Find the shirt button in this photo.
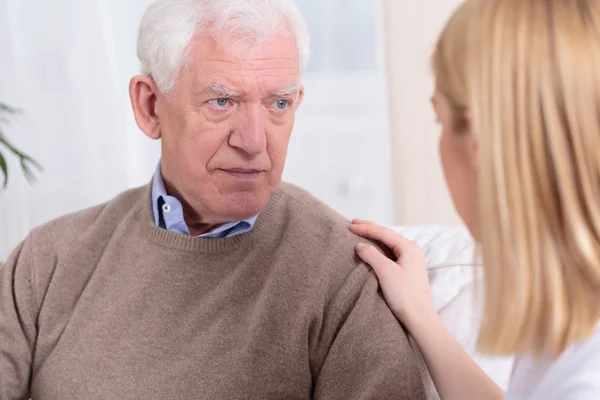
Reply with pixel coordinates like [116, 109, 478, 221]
[162, 203, 171, 213]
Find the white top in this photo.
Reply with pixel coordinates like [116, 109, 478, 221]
[505, 322, 600, 399]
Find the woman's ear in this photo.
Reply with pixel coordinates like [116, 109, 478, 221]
[129, 75, 162, 140]
[463, 110, 479, 169]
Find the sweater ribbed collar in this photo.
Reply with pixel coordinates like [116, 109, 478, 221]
[135, 182, 285, 254]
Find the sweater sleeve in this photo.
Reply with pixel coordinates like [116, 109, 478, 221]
[0, 237, 37, 399]
[313, 265, 429, 399]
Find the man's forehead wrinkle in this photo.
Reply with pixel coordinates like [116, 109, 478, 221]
[194, 69, 299, 92]
[197, 59, 300, 72]
[188, 54, 300, 99]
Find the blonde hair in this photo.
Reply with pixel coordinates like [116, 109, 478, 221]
[433, 0, 600, 357]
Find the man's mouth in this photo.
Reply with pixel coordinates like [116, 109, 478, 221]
[220, 168, 262, 179]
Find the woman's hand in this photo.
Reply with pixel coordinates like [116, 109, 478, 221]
[351, 219, 504, 400]
[349, 219, 438, 331]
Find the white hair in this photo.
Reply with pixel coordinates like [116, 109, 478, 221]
[137, 0, 311, 93]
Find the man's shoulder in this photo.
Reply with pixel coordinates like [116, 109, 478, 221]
[29, 185, 147, 248]
[274, 182, 379, 285]
[281, 183, 356, 236]
[278, 182, 360, 246]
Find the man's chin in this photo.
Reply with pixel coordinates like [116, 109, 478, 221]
[216, 190, 272, 221]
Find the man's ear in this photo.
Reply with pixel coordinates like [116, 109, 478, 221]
[129, 75, 162, 140]
[295, 85, 305, 110]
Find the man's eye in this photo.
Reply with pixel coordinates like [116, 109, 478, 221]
[208, 98, 231, 108]
[272, 99, 290, 111]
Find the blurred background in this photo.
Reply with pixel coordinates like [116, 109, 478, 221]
[0, 0, 463, 260]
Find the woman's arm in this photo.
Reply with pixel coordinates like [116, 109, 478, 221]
[350, 220, 503, 400]
[407, 310, 503, 400]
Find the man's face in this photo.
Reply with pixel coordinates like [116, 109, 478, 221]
[155, 31, 303, 224]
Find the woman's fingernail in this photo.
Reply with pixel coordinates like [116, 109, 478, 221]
[355, 243, 365, 251]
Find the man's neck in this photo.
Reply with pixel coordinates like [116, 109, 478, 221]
[162, 176, 224, 236]
[186, 221, 223, 236]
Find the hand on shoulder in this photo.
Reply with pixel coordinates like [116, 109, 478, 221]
[349, 219, 439, 331]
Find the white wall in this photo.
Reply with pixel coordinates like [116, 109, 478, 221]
[0, 0, 394, 259]
[383, 0, 463, 225]
[0, 0, 158, 260]
[284, 0, 395, 227]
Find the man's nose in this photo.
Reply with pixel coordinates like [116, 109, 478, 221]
[229, 103, 267, 156]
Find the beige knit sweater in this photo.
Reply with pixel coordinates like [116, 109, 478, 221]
[0, 182, 427, 399]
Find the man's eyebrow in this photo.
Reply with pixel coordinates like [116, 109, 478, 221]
[195, 83, 299, 98]
[272, 85, 300, 97]
[207, 83, 242, 97]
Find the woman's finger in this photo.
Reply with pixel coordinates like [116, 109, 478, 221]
[350, 222, 413, 259]
[354, 242, 397, 283]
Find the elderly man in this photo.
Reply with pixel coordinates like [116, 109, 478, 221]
[0, 0, 427, 399]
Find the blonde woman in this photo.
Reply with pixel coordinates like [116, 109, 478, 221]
[350, 0, 600, 399]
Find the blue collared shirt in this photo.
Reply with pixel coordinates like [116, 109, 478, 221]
[151, 163, 258, 238]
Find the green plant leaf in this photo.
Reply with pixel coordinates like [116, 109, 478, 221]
[0, 133, 18, 152]
[0, 151, 7, 188]
[0, 134, 32, 160]
[0, 103, 41, 187]
[0, 103, 19, 114]
[0, 133, 42, 184]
